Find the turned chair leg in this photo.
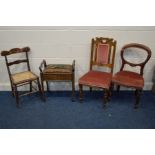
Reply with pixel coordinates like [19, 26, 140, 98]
[103, 89, 109, 108]
[79, 84, 83, 103]
[135, 89, 142, 109]
[109, 83, 114, 101]
[117, 85, 120, 92]
[90, 87, 92, 92]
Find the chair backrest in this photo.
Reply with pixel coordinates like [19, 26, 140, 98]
[1, 47, 31, 78]
[120, 43, 151, 75]
[90, 37, 117, 73]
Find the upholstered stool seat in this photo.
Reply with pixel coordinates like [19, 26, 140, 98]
[43, 64, 72, 74]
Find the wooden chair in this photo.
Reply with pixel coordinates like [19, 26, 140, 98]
[112, 43, 151, 108]
[1, 47, 42, 107]
[79, 37, 117, 107]
[39, 60, 75, 101]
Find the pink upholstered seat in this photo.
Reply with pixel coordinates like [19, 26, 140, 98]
[112, 71, 144, 89]
[79, 71, 112, 89]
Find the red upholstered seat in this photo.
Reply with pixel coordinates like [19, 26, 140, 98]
[79, 71, 112, 89]
[112, 71, 144, 89]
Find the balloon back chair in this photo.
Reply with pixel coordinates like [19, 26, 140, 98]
[112, 43, 151, 108]
[79, 37, 117, 108]
[1, 47, 42, 107]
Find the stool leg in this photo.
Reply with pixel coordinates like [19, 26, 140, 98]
[71, 74, 75, 102]
[37, 78, 43, 100]
[46, 81, 50, 92]
[41, 78, 46, 102]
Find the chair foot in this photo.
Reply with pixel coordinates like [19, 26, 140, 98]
[134, 105, 139, 109]
[43, 97, 46, 102]
[79, 95, 83, 103]
[103, 102, 107, 109]
[16, 103, 21, 109]
[71, 97, 75, 102]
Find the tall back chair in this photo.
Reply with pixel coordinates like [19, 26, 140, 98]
[90, 37, 116, 73]
[79, 37, 117, 108]
[1, 47, 42, 107]
[112, 43, 151, 108]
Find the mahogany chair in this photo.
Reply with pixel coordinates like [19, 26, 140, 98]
[39, 60, 75, 101]
[1, 47, 42, 107]
[112, 43, 151, 108]
[79, 37, 117, 107]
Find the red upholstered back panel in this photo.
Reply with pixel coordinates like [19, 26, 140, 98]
[96, 44, 109, 64]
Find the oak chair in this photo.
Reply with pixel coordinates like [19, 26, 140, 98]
[1, 47, 42, 107]
[79, 37, 117, 107]
[39, 60, 75, 101]
[112, 43, 151, 108]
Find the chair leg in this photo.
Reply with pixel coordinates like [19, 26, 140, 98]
[117, 85, 120, 92]
[11, 84, 15, 97]
[135, 89, 142, 109]
[30, 81, 32, 92]
[14, 85, 20, 107]
[103, 89, 109, 108]
[11, 82, 15, 97]
[109, 83, 114, 100]
[37, 78, 43, 100]
[152, 84, 155, 94]
[90, 87, 92, 92]
[79, 84, 83, 103]
[71, 75, 75, 102]
[41, 78, 46, 102]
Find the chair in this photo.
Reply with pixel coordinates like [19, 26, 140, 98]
[1, 47, 42, 107]
[78, 37, 117, 107]
[112, 43, 151, 108]
[39, 60, 75, 101]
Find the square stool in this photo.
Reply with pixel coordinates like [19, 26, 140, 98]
[39, 60, 75, 101]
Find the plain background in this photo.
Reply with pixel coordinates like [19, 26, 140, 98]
[0, 0, 155, 155]
[0, 26, 155, 91]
